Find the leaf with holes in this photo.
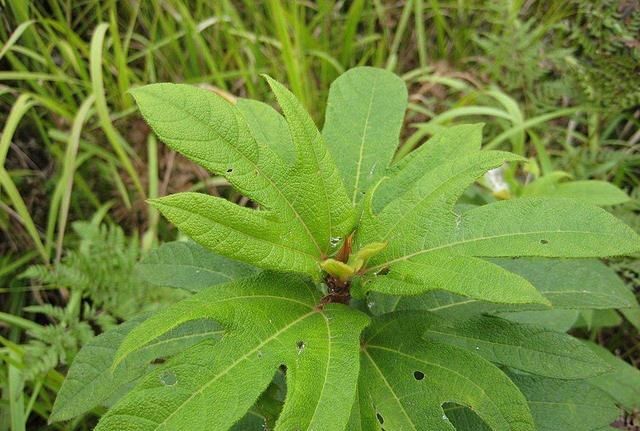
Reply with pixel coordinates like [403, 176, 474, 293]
[357, 312, 535, 430]
[50, 314, 223, 422]
[52, 68, 640, 430]
[95, 273, 368, 431]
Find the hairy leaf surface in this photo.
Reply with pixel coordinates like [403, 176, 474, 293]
[51, 315, 222, 422]
[236, 98, 295, 165]
[137, 241, 257, 291]
[264, 75, 354, 245]
[510, 374, 620, 431]
[372, 124, 484, 212]
[422, 314, 608, 379]
[358, 312, 535, 431]
[96, 274, 369, 431]
[322, 67, 407, 204]
[131, 82, 353, 275]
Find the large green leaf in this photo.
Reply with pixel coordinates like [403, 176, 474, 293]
[322, 67, 408, 204]
[493, 258, 638, 309]
[150, 192, 318, 274]
[131, 81, 353, 276]
[422, 314, 608, 379]
[370, 258, 637, 332]
[136, 241, 257, 292]
[509, 374, 620, 431]
[366, 198, 639, 266]
[360, 254, 548, 305]
[264, 75, 355, 245]
[358, 312, 535, 431]
[96, 273, 369, 431]
[50, 315, 222, 422]
[353, 115, 639, 305]
[359, 195, 639, 304]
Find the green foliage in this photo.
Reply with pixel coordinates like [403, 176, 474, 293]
[99, 273, 368, 431]
[521, 172, 630, 206]
[137, 240, 257, 292]
[22, 221, 180, 319]
[51, 68, 640, 430]
[566, 0, 640, 110]
[13, 220, 184, 383]
[50, 315, 224, 422]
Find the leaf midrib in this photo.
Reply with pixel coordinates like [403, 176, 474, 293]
[423, 329, 600, 368]
[145, 89, 324, 257]
[368, 230, 624, 272]
[160, 198, 319, 264]
[148, 309, 319, 430]
[351, 73, 379, 204]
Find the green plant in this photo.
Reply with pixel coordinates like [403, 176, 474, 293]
[44, 68, 640, 430]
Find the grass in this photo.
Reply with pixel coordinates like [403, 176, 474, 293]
[0, 1, 639, 429]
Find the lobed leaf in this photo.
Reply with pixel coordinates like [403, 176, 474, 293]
[150, 192, 318, 274]
[264, 75, 355, 248]
[131, 81, 353, 275]
[98, 273, 369, 431]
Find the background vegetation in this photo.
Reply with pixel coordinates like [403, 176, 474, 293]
[0, 0, 639, 429]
